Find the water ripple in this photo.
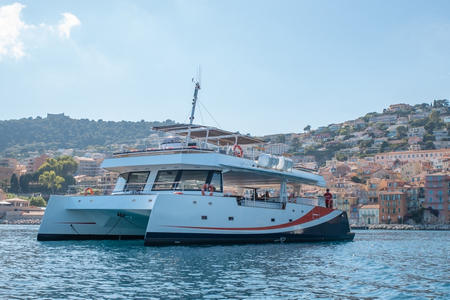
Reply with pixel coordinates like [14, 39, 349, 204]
[0, 226, 449, 299]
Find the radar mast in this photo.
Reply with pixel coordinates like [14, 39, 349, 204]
[186, 67, 201, 145]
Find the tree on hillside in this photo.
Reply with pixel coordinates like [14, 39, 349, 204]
[396, 126, 407, 139]
[9, 174, 19, 193]
[351, 176, 365, 184]
[335, 152, 347, 162]
[37, 156, 78, 192]
[423, 133, 435, 143]
[0, 116, 175, 154]
[380, 141, 389, 153]
[422, 141, 436, 150]
[19, 173, 35, 193]
[29, 196, 46, 207]
[303, 125, 311, 132]
[39, 171, 65, 194]
[433, 99, 449, 107]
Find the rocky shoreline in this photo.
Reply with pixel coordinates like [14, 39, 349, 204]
[0, 218, 42, 225]
[351, 224, 450, 231]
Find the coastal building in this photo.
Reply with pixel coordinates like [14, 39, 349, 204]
[0, 166, 15, 183]
[407, 127, 425, 137]
[424, 174, 449, 223]
[5, 198, 29, 207]
[374, 149, 450, 168]
[100, 171, 119, 194]
[397, 161, 431, 182]
[264, 143, 289, 155]
[433, 129, 448, 141]
[434, 141, 450, 150]
[369, 114, 397, 124]
[75, 157, 103, 177]
[379, 191, 407, 224]
[388, 103, 411, 112]
[0, 158, 17, 169]
[396, 117, 409, 125]
[359, 204, 380, 225]
[328, 124, 341, 132]
[409, 144, 421, 151]
[405, 185, 425, 214]
[349, 204, 360, 225]
[408, 112, 429, 121]
[25, 154, 49, 173]
[367, 178, 382, 203]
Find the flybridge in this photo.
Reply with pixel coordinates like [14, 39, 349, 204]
[153, 124, 263, 146]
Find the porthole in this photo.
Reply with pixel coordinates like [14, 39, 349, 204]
[201, 216, 207, 220]
[271, 218, 275, 222]
[228, 216, 234, 221]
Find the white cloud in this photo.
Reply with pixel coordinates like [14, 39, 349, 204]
[58, 13, 81, 39]
[0, 2, 81, 60]
[0, 2, 26, 59]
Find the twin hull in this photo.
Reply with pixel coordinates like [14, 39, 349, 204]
[37, 194, 355, 245]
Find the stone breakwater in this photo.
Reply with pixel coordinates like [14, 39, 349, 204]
[0, 218, 41, 225]
[352, 224, 450, 230]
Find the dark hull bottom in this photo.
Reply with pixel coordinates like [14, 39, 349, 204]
[145, 211, 355, 246]
[144, 232, 355, 246]
[37, 234, 144, 241]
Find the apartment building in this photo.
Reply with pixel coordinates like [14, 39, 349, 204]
[359, 204, 380, 225]
[379, 191, 407, 224]
[424, 174, 449, 223]
[25, 154, 49, 173]
[374, 149, 450, 168]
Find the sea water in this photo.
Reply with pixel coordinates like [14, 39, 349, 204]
[0, 225, 448, 299]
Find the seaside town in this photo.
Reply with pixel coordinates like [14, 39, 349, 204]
[1, 100, 449, 227]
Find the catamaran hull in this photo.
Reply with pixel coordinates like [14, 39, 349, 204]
[37, 194, 354, 245]
[144, 211, 354, 245]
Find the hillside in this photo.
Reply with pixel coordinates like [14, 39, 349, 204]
[0, 114, 174, 157]
[262, 100, 449, 166]
[0, 100, 448, 164]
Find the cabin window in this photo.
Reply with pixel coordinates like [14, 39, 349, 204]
[152, 170, 178, 190]
[124, 171, 150, 192]
[209, 171, 223, 192]
[152, 170, 223, 192]
[175, 170, 209, 191]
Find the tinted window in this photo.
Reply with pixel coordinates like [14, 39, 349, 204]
[124, 171, 150, 192]
[176, 170, 209, 191]
[152, 170, 178, 190]
[209, 171, 223, 192]
[152, 170, 223, 192]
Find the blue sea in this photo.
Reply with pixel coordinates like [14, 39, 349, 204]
[0, 225, 448, 299]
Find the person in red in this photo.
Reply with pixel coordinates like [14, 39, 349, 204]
[324, 189, 333, 209]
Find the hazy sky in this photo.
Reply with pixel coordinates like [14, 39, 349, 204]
[1, 0, 449, 135]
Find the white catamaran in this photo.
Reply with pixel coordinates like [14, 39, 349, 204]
[38, 80, 355, 245]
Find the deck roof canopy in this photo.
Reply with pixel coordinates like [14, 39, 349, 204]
[153, 124, 263, 146]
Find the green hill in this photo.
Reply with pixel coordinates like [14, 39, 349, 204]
[0, 114, 174, 157]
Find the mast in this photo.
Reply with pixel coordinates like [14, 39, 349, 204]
[186, 72, 201, 145]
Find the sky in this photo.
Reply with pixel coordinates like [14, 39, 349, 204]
[0, 0, 449, 136]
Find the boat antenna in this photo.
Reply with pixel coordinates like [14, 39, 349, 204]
[186, 67, 201, 145]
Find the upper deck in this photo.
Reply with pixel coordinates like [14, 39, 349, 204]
[102, 147, 325, 187]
